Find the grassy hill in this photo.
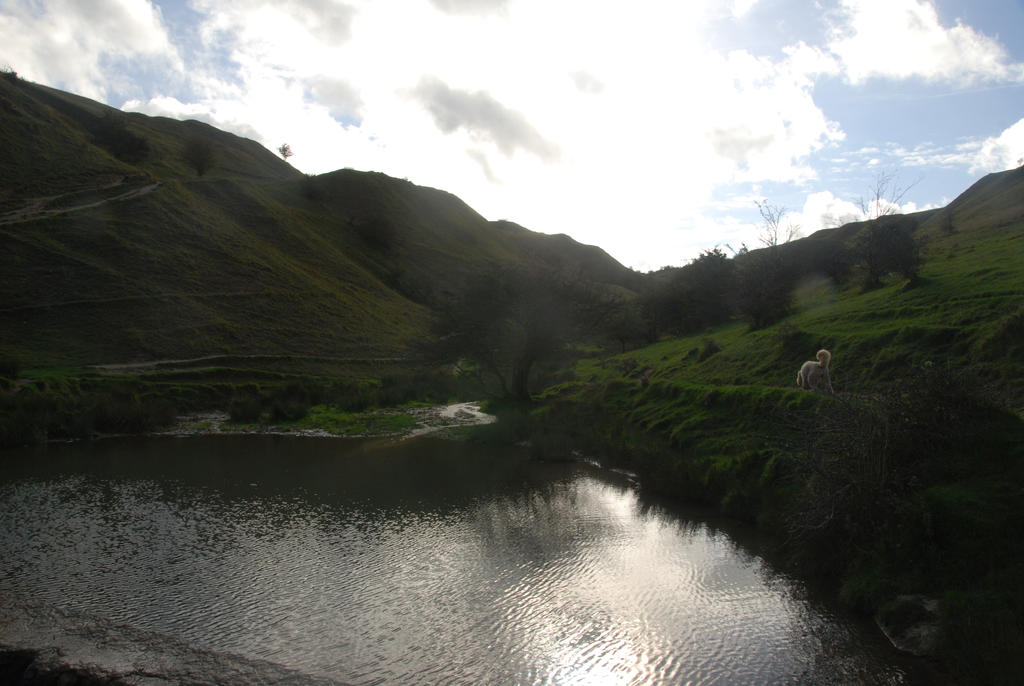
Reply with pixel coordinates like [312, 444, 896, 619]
[0, 73, 636, 370]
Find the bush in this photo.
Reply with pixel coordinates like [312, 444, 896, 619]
[733, 249, 793, 329]
[856, 216, 921, 288]
[229, 395, 263, 423]
[89, 392, 177, 434]
[779, 364, 1013, 580]
[0, 384, 178, 446]
[93, 112, 150, 163]
[270, 398, 309, 422]
[266, 380, 318, 422]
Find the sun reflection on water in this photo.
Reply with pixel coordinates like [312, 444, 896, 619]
[0, 436, 918, 685]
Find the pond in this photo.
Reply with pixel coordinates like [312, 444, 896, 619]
[0, 435, 930, 684]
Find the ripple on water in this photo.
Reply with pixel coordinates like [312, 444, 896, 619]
[0, 442, 918, 686]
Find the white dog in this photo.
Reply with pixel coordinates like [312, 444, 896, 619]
[797, 349, 834, 394]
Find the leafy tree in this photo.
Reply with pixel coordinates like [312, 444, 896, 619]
[679, 247, 735, 331]
[733, 247, 792, 329]
[639, 274, 683, 342]
[638, 248, 737, 340]
[278, 143, 294, 161]
[432, 267, 572, 401]
[856, 215, 921, 289]
[604, 303, 646, 353]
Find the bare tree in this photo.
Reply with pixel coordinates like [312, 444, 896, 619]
[278, 143, 294, 161]
[755, 199, 801, 247]
[858, 169, 920, 220]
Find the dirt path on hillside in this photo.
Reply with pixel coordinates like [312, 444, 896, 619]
[91, 354, 407, 374]
[0, 176, 161, 226]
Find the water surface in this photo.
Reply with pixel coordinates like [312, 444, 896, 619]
[0, 435, 926, 684]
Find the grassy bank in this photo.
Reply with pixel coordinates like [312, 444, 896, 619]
[0, 358, 476, 447]
[531, 374, 1023, 682]
[524, 219, 1024, 684]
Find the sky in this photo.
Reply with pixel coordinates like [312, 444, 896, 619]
[2, 0, 1023, 271]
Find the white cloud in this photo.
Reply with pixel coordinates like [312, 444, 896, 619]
[729, 0, 760, 19]
[113, 0, 849, 270]
[793, 190, 864, 231]
[409, 76, 559, 162]
[968, 118, 1024, 174]
[193, 0, 355, 48]
[569, 71, 604, 95]
[307, 76, 363, 120]
[429, 0, 507, 16]
[838, 121, 1024, 177]
[828, 0, 1024, 85]
[20, 0, 1015, 270]
[0, 0, 182, 100]
[702, 45, 843, 185]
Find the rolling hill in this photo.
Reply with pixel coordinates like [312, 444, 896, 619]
[0, 72, 637, 368]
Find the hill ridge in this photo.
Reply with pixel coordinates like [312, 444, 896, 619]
[0, 75, 635, 366]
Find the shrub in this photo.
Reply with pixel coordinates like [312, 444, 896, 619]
[733, 249, 793, 329]
[90, 392, 177, 434]
[270, 398, 309, 422]
[855, 216, 921, 288]
[779, 363, 1015, 581]
[229, 395, 263, 423]
[266, 381, 318, 422]
[93, 112, 150, 163]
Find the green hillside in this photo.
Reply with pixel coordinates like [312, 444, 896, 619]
[0, 73, 636, 369]
[529, 166, 1024, 685]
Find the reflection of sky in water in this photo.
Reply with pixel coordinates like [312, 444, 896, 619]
[0, 436, 915, 685]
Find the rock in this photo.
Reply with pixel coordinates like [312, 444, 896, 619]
[0, 647, 130, 684]
[875, 594, 942, 657]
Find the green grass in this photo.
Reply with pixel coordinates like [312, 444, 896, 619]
[530, 200, 1024, 685]
[1, 76, 636, 369]
[286, 404, 420, 436]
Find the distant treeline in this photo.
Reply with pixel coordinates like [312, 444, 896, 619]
[631, 213, 926, 342]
